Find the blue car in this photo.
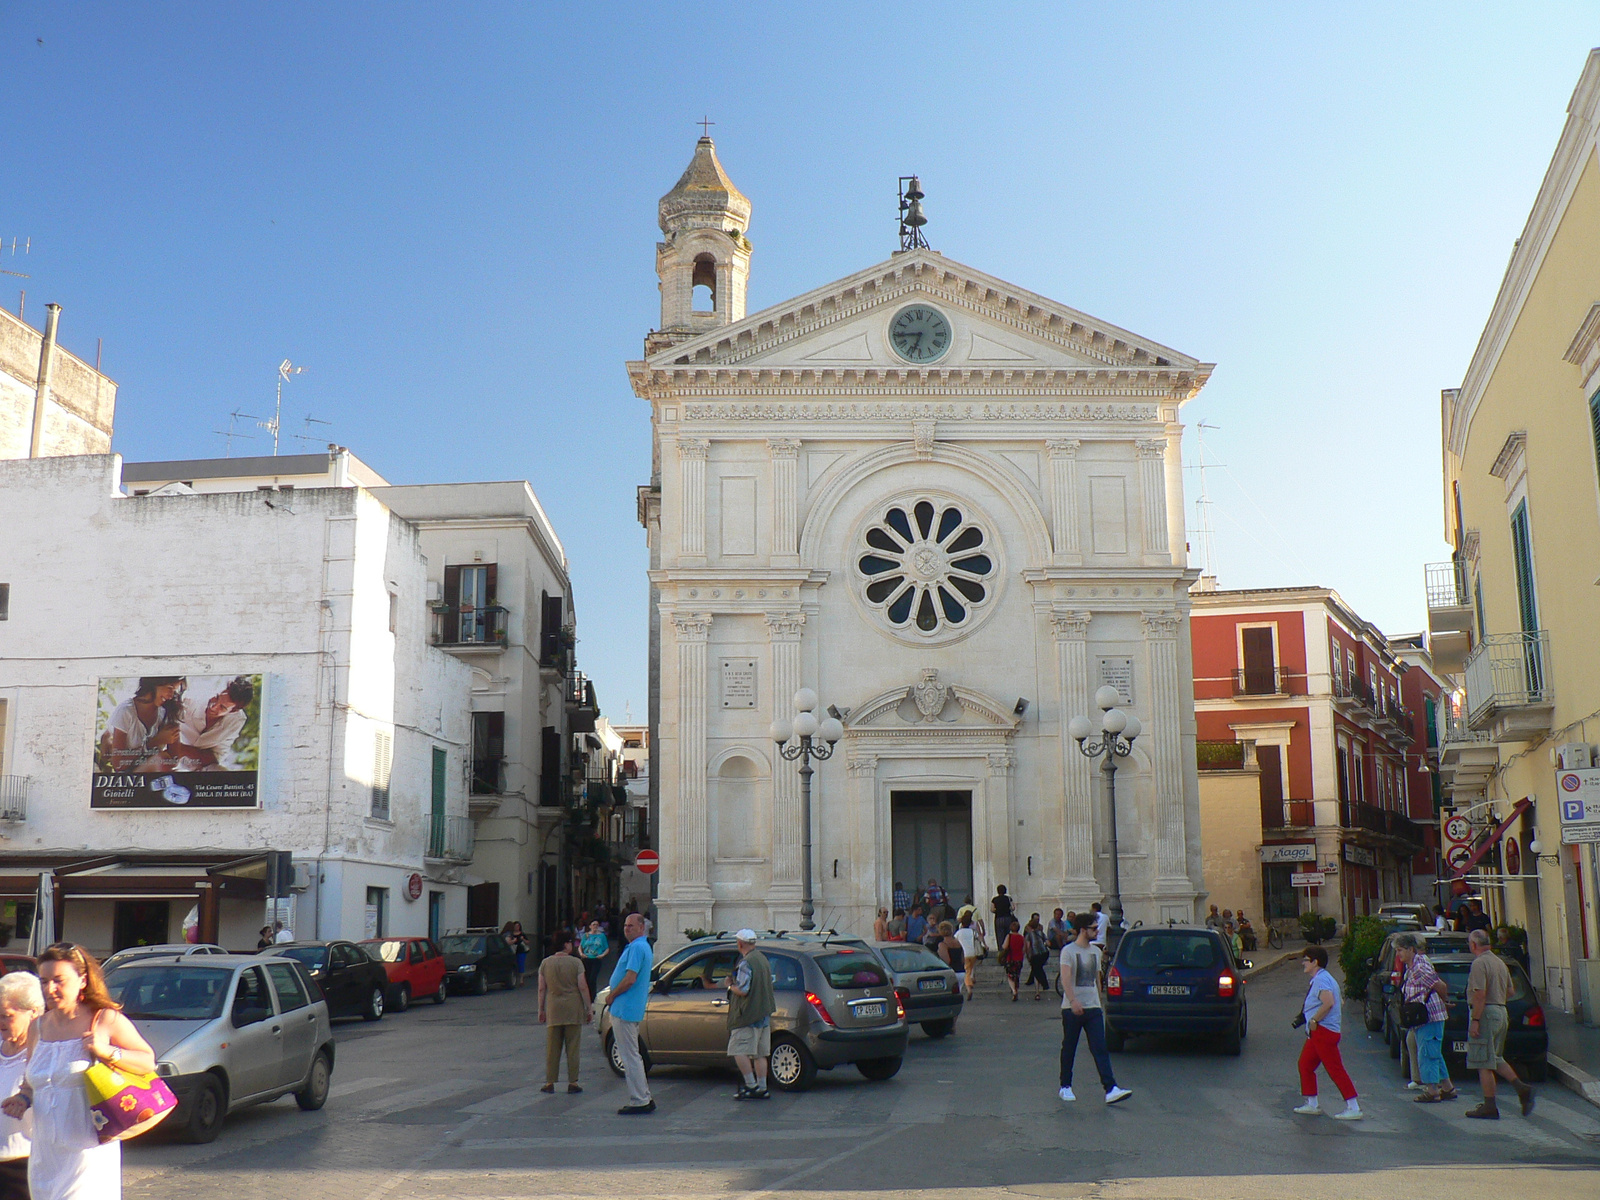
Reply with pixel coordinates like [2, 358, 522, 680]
[1103, 926, 1247, 1055]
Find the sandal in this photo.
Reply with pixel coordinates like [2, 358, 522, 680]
[1414, 1092, 1442, 1103]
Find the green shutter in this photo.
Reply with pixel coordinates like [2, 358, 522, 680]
[431, 747, 447, 820]
[1510, 501, 1538, 633]
[1590, 390, 1600, 482]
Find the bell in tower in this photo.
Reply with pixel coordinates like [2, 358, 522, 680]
[648, 134, 752, 354]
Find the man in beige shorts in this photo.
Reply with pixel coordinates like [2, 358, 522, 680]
[727, 930, 775, 1100]
[1465, 928, 1533, 1119]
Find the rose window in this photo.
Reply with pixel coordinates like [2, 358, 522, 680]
[856, 499, 995, 634]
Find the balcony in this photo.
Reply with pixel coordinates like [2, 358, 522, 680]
[0, 778, 27, 823]
[1374, 700, 1413, 742]
[1464, 631, 1554, 741]
[1196, 740, 1246, 771]
[425, 814, 475, 862]
[471, 757, 505, 796]
[1435, 710, 1497, 798]
[1282, 800, 1317, 827]
[1233, 667, 1284, 698]
[431, 605, 509, 649]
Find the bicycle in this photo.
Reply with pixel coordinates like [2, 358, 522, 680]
[1265, 925, 1284, 950]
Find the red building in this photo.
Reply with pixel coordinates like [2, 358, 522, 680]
[1190, 586, 1444, 929]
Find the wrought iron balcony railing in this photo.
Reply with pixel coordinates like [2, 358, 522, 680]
[1465, 631, 1552, 726]
[426, 814, 475, 862]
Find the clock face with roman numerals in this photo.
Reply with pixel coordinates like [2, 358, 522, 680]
[889, 305, 952, 364]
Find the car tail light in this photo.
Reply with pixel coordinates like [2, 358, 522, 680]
[893, 987, 908, 1020]
[1217, 973, 1235, 998]
[804, 991, 835, 1026]
[1527, 1004, 1545, 1028]
[1106, 968, 1122, 996]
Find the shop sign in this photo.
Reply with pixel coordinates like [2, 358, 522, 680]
[1343, 844, 1376, 868]
[1259, 843, 1316, 863]
[1291, 871, 1326, 887]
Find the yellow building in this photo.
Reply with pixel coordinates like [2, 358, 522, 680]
[1435, 49, 1600, 1016]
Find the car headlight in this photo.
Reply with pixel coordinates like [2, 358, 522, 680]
[457, 964, 476, 972]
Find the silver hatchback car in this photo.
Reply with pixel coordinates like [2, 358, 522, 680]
[105, 953, 335, 1143]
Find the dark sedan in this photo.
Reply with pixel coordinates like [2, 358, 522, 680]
[1104, 926, 1247, 1055]
[259, 941, 389, 1021]
[437, 931, 517, 994]
[1385, 950, 1548, 1081]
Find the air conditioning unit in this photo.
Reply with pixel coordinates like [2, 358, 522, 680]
[427, 580, 442, 602]
[1556, 743, 1595, 770]
[290, 864, 313, 892]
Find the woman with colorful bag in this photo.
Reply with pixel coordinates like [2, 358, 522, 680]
[0, 971, 43, 1199]
[2, 944, 157, 1200]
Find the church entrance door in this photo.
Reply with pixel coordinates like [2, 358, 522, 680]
[891, 791, 974, 910]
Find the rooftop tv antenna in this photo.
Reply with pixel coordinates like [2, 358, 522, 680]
[0, 238, 29, 280]
[291, 413, 333, 447]
[1189, 422, 1221, 577]
[213, 408, 259, 457]
[259, 359, 306, 455]
[897, 176, 929, 251]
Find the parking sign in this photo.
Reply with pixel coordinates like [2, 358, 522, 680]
[1557, 770, 1600, 826]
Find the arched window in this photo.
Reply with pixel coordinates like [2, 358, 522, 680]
[692, 254, 717, 313]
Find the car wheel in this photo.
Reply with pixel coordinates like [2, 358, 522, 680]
[1105, 1024, 1126, 1053]
[433, 977, 448, 1005]
[768, 1035, 818, 1092]
[472, 972, 488, 996]
[1238, 1000, 1248, 1040]
[181, 1074, 227, 1144]
[1520, 1056, 1550, 1083]
[1364, 995, 1383, 1032]
[295, 1050, 332, 1111]
[1387, 1020, 1402, 1059]
[605, 1031, 651, 1078]
[920, 1019, 955, 1039]
[857, 1055, 903, 1082]
[1220, 1014, 1243, 1056]
[364, 986, 385, 1022]
[394, 984, 410, 1013]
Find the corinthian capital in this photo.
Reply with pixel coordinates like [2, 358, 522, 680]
[1051, 609, 1093, 640]
[678, 438, 711, 460]
[1046, 438, 1082, 459]
[846, 753, 877, 778]
[671, 611, 713, 641]
[767, 438, 802, 459]
[1135, 438, 1168, 460]
[1140, 610, 1181, 638]
[764, 611, 806, 640]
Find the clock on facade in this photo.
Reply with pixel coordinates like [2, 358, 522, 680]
[889, 304, 952, 363]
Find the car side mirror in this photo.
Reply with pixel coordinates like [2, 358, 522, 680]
[233, 1004, 271, 1028]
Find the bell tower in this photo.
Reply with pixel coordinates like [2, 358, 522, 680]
[648, 136, 751, 354]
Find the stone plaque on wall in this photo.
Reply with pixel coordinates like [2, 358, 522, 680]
[721, 659, 758, 709]
[1097, 656, 1135, 704]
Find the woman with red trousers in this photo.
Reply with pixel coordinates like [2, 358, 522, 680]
[1293, 946, 1361, 1120]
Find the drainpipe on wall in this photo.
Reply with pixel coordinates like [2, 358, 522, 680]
[29, 303, 61, 457]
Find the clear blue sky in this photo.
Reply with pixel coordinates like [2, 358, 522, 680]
[5, 4, 1595, 714]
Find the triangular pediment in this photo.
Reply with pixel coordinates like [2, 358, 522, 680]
[843, 670, 1020, 736]
[632, 249, 1210, 395]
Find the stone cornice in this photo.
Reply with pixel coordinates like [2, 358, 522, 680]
[629, 366, 1197, 403]
[669, 400, 1163, 422]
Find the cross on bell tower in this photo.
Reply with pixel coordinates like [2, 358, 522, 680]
[648, 132, 752, 353]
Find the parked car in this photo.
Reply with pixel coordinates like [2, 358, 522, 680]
[596, 938, 908, 1091]
[0, 954, 36, 976]
[104, 953, 334, 1143]
[1383, 949, 1548, 1081]
[360, 936, 449, 1010]
[1363, 929, 1469, 1031]
[1377, 903, 1433, 927]
[438, 931, 517, 994]
[873, 941, 963, 1038]
[1103, 926, 1248, 1055]
[259, 941, 389, 1020]
[103, 944, 229, 972]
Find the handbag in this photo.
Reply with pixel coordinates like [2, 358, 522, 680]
[83, 1020, 177, 1144]
[1399, 999, 1430, 1029]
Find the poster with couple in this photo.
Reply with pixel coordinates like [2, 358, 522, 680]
[92, 673, 265, 808]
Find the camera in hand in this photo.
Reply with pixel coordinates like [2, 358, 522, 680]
[1290, 1011, 1307, 1029]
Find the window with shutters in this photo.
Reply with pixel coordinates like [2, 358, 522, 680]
[471, 712, 505, 794]
[1509, 500, 1539, 634]
[0, 583, 8, 621]
[539, 725, 561, 807]
[1237, 626, 1278, 695]
[442, 564, 499, 645]
[1590, 389, 1600, 488]
[540, 592, 566, 667]
[371, 730, 393, 819]
[1473, 573, 1487, 640]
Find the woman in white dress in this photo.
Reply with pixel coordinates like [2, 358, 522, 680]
[1, 945, 155, 1200]
[0, 971, 43, 1199]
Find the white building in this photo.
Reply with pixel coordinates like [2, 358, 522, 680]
[0, 452, 474, 953]
[634, 139, 1213, 946]
[0, 304, 116, 461]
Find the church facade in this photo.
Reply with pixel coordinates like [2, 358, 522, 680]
[633, 138, 1212, 946]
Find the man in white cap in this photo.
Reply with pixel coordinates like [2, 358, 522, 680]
[727, 929, 776, 1099]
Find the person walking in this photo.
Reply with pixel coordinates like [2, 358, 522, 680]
[726, 931, 775, 1100]
[502, 921, 531, 986]
[606, 913, 655, 1115]
[255, 925, 274, 950]
[954, 915, 979, 998]
[1465, 928, 1534, 1119]
[990, 885, 1014, 940]
[0, 971, 42, 1200]
[873, 908, 890, 942]
[537, 931, 591, 1094]
[1394, 934, 1456, 1103]
[1023, 915, 1051, 1000]
[935, 921, 965, 978]
[1292, 946, 1361, 1119]
[906, 906, 928, 945]
[999, 922, 1026, 1001]
[1090, 902, 1109, 953]
[579, 921, 610, 997]
[5, 944, 157, 1199]
[892, 882, 911, 918]
[1058, 913, 1131, 1106]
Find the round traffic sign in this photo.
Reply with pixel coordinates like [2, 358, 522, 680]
[1446, 844, 1473, 871]
[406, 873, 423, 901]
[635, 849, 659, 875]
[1444, 815, 1472, 843]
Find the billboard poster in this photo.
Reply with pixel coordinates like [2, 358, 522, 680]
[92, 674, 264, 809]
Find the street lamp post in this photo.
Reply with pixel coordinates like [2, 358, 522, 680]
[1068, 684, 1143, 960]
[771, 688, 845, 932]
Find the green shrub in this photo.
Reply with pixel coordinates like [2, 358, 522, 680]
[682, 928, 711, 941]
[1339, 915, 1388, 998]
[1298, 910, 1323, 942]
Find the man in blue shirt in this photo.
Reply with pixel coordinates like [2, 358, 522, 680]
[906, 906, 927, 944]
[607, 912, 655, 1114]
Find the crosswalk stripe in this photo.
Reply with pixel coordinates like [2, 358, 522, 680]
[328, 1075, 399, 1101]
[361, 1078, 482, 1117]
[1535, 1099, 1600, 1139]
[1411, 1091, 1574, 1151]
[462, 1127, 857, 1150]
[461, 1085, 549, 1115]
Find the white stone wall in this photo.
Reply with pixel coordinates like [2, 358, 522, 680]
[0, 455, 472, 940]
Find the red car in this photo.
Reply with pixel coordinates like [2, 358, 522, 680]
[0, 954, 35, 976]
[360, 937, 448, 1010]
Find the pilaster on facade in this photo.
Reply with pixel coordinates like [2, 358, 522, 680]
[671, 611, 713, 902]
[1136, 439, 1170, 561]
[768, 438, 801, 567]
[678, 438, 710, 563]
[1052, 608, 1097, 902]
[765, 609, 805, 893]
[1141, 609, 1190, 891]
[1046, 439, 1082, 564]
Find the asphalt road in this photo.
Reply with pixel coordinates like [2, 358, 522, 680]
[122, 957, 1600, 1199]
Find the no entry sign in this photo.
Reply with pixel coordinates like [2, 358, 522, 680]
[635, 849, 659, 875]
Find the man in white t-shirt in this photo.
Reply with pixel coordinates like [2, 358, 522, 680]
[954, 916, 979, 997]
[172, 677, 254, 771]
[1091, 902, 1109, 950]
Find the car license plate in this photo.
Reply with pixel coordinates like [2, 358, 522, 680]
[854, 1002, 885, 1017]
[1148, 985, 1190, 996]
[918, 978, 945, 991]
[1451, 1041, 1468, 1053]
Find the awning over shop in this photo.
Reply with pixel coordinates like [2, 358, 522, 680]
[1450, 798, 1533, 878]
